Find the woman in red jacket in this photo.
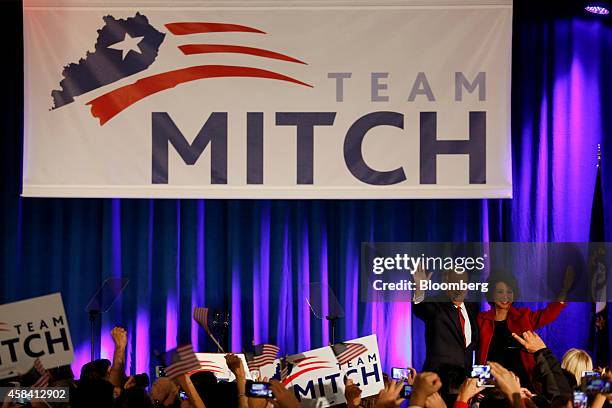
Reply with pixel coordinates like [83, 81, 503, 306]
[477, 273, 569, 389]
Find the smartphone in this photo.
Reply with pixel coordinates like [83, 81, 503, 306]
[584, 377, 612, 393]
[155, 365, 166, 378]
[391, 367, 412, 380]
[581, 370, 600, 378]
[246, 381, 274, 398]
[471, 365, 495, 387]
[400, 384, 413, 399]
[573, 391, 588, 408]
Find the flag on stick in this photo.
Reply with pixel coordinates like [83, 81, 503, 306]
[162, 344, 201, 378]
[21, 359, 51, 387]
[589, 145, 609, 367]
[193, 306, 225, 352]
[244, 344, 280, 370]
[193, 307, 210, 333]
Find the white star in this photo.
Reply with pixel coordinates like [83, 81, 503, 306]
[108, 33, 144, 60]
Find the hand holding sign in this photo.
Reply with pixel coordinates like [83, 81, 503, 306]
[344, 379, 362, 407]
[0, 293, 74, 379]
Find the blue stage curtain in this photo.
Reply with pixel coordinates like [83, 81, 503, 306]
[2, 0, 612, 376]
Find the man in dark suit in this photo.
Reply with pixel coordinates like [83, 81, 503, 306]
[412, 269, 479, 375]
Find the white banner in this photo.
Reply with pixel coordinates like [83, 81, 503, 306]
[0, 293, 74, 379]
[23, 0, 512, 198]
[258, 335, 383, 407]
[193, 352, 253, 381]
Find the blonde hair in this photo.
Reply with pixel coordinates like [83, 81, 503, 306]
[561, 348, 593, 385]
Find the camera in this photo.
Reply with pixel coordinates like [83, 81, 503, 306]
[155, 366, 166, 378]
[573, 391, 587, 408]
[471, 364, 495, 387]
[400, 384, 413, 398]
[391, 367, 414, 381]
[246, 380, 273, 398]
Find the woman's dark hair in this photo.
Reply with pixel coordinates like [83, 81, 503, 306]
[479, 390, 512, 408]
[486, 271, 519, 306]
[115, 387, 153, 408]
[72, 378, 114, 408]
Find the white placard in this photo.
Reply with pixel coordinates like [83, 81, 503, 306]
[259, 335, 383, 407]
[194, 353, 253, 381]
[0, 293, 74, 379]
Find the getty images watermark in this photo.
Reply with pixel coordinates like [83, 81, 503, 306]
[360, 242, 612, 302]
[371, 252, 489, 293]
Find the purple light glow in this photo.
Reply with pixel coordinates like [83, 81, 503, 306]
[276, 220, 295, 352]
[231, 260, 242, 352]
[320, 227, 329, 346]
[343, 211, 358, 341]
[165, 295, 178, 350]
[387, 303, 412, 369]
[166, 202, 181, 350]
[72, 342, 92, 379]
[297, 221, 311, 352]
[135, 308, 150, 374]
[552, 20, 602, 242]
[253, 203, 271, 345]
[191, 201, 206, 350]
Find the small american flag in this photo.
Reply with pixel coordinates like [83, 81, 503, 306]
[162, 344, 201, 378]
[245, 344, 280, 370]
[32, 359, 51, 387]
[331, 342, 368, 365]
[193, 307, 210, 333]
[21, 359, 51, 387]
[279, 357, 294, 381]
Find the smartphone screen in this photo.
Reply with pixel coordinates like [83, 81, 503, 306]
[585, 378, 612, 393]
[471, 364, 495, 387]
[392, 367, 411, 380]
[400, 384, 413, 398]
[574, 391, 588, 408]
[246, 381, 273, 398]
[586, 378, 604, 393]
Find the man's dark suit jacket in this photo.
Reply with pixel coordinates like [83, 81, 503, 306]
[413, 301, 479, 374]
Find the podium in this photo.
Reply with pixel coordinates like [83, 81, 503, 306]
[85, 277, 129, 361]
[305, 282, 345, 345]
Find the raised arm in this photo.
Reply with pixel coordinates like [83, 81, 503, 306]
[175, 373, 207, 408]
[225, 353, 248, 408]
[109, 327, 127, 389]
[526, 302, 566, 330]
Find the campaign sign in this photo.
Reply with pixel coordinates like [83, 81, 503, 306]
[194, 353, 253, 381]
[260, 335, 383, 407]
[0, 293, 74, 379]
[23, 1, 512, 199]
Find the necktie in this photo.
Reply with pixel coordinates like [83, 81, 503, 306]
[456, 305, 466, 346]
